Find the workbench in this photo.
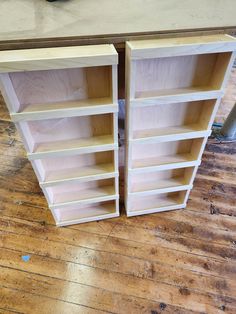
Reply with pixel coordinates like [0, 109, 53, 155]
[0, 0, 236, 50]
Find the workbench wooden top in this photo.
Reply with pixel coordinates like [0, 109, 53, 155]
[0, 0, 236, 49]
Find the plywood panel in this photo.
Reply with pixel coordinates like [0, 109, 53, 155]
[45, 178, 116, 205]
[0, 44, 119, 225]
[125, 34, 236, 216]
[130, 167, 195, 194]
[0, 45, 118, 72]
[53, 200, 118, 226]
[134, 53, 231, 99]
[34, 151, 116, 184]
[132, 100, 216, 141]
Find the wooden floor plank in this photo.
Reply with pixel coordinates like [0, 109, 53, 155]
[0, 309, 22, 314]
[2, 185, 236, 262]
[1, 216, 236, 283]
[86, 212, 236, 248]
[189, 190, 236, 217]
[0, 286, 107, 314]
[1, 247, 235, 314]
[156, 209, 236, 233]
[0, 266, 200, 314]
[1, 228, 236, 299]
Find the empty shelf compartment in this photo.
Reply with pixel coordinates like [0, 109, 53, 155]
[45, 178, 116, 207]
[131, 137, 205, 170]
[53, 200, 118, 226]
[134, 52, 232, 99]
[130, 167, 195, 194]
[8, 66, 113, 115]
[21, 113, 114, 155]
[132, 99, 216, 140]
[33, 151, 116, 185]
[128, 191, 187, 214]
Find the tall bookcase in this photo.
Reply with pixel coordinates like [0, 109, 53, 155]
[125, 34, 236, 217]
[0, 44, 119, 226]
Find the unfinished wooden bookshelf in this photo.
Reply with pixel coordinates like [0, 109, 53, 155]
[125, 34, 236, 217]
[0, 44, 119, 226]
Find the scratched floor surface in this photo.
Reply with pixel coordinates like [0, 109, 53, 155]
[0, 68, 236, 313]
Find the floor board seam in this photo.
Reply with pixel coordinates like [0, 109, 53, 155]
[0, 219, 234, 265]
[0, 284, 113, 314]
[1, 247, 236, 301]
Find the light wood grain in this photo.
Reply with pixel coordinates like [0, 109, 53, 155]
[132, 100, 216, 133]
[131, 100, 215, 143]
[128, 34, 236, 58]
[17, 113, 115, 161]
[131, 138, 205, 170]
[125, 34, 236, 216]
[44, 178, 116, 205]
[130, 167, 195, 195]
[27, 136, 117, 160]
[0, 66, 113, 114]
[131, 89, 223, 105]
[10, 98, 117, 122]
[0, 45, 118, 72]
[133, 53, 231, 98]
[53, 200, 119, 227]
[0, 44, 119, 225]
[37, 151, 117, 186]
[24, 112, 112, 148]
[127, 191, 187, 214]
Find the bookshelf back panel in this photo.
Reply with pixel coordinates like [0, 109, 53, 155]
[33, 151, 114, 182]
[134, 52, 231, 98]
[53, 200, 117, 224]
[130, 167, 195, 192]
[129, 191, 187, 212]
[131, 138, 204, 168]
[9, 66, 112, 112]
[20, 113, 113, 152]
[46, 178, 115, 204]
[132, 99, 216, 135]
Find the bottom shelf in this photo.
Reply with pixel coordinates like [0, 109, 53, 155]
[127, 190, 188, 217]
[53, 200, 119, 226]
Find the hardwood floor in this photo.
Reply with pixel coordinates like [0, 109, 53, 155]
[0, 71, 236, 313]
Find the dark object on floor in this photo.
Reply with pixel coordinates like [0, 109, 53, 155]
[159, 303, 167, 310]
